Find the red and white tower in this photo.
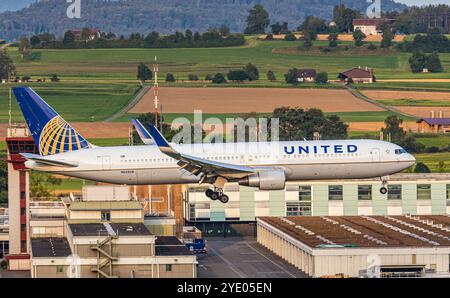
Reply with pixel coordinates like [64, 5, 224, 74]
[153, 56, 159, 128]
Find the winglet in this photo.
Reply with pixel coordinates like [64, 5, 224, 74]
[131, 118, 155, 145]
[148, 125, 180, 158]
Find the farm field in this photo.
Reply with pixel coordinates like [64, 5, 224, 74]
[129, 87, 384, 114]
[363, 90, 450, 101]
[414, 152, 450, 173]
[395, 106, 450, 118]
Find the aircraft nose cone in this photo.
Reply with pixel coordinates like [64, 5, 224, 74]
[407, 154, 416, 167]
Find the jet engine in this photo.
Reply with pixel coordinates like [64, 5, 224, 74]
[238, 170, 286, 190]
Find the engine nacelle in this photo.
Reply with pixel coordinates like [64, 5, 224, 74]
[238, 170, 286, 190]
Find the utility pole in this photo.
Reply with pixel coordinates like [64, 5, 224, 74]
[153, 56, 159, 129]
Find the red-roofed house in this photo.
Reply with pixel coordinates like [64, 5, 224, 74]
[338, 67, 374, 84]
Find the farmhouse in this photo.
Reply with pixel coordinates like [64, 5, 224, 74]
[295, 69, 316, 82]
[69, 28, 101, 40]
[338, 67, 374, 84]
[352, 18, 389, 35]
[417, 112, 450, 133]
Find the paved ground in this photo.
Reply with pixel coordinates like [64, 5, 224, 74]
[197, 237, 309, 278]
[0, 269, 30, 278]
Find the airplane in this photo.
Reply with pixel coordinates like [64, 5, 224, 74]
[13, 86, 416, 204]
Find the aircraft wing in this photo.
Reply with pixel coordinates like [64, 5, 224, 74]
[148, 125, 255, 178]
[131, 118, 156, 145]
[21, 153, 79, 168]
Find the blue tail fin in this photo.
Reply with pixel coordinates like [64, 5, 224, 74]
[13, 86, 92, 156]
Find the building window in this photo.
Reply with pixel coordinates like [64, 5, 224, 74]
[165, 264, 172, 272]
[417, 184, 431, 200]
[447, 184, 450, 206]
[328, 185, 343, 200]
[358, 185, 372, 200]
[387, 185, 402, 200]
[286, 202, 311, 216]
[56, 266, 64, 273]
[299, 186, 311, 201]
[101, 210, 111, 222]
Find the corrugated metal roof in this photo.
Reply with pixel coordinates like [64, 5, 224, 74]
[69, 201, 143, 211]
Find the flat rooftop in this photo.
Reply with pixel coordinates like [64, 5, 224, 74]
[31, 238, 72, 258]
[155, 236, 193, 256]
[69, 223, 152, 237]
[259, 215, 450, 249]
[69, 201, 143, 211]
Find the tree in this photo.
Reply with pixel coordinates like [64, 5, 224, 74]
[298, 15, 328, 34]
[188, 74, 199, 81]
[30, 35, 41, 46]
[271, 22, 282, 34]
[144, 31, 159, 47]
[381, 29, 394, 48]
[0, 51, 16, 81]
[227, 70, 248, 82]
[315, 72, 328, 84]
[408, 51, 427, 73]
[50, 74, 60, 82]
[328, 32, 339, 47]
[137, 63, 153, 82]
[212, 73, 227, 84]
[165, 73, 176, 82]
[333, 5, 361, 33]
[426, 52, 443, 73]
[267, 70, 276, 81]
[18, 37, 31, 60]
[381, 116, 406, 143]
[353, 29, 366, 47]
[414, 162, 430, 173]
[243, 63, 259, 81]
[30, 172, 62, 200]
[271, 107, 347, 141]
[302, 31, 313, 49]
[63, 30, 76, 45]
[284, 33, 296, 41]
[244, 5, 270, 34]
[219, 25, 230, 37]
[285, 68, 300, 84]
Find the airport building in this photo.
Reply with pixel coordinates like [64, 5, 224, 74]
[184, 174, 450, 235]
[257, 215, 450, 277]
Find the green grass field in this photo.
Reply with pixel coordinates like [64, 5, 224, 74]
[6, 37, 449, 84]
[414, 152, 450, 172]
[378, 99, 450, 107]
[0, 82, 140, 123]
[414, 134, 450, 149]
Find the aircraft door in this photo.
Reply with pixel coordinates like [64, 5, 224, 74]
[101, 156, 111, 170]
[370, 148, 380, 161]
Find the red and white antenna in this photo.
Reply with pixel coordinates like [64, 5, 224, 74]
[153, 56, 159, 128]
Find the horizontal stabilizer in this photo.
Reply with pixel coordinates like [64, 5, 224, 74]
[21, 153, 79, 168]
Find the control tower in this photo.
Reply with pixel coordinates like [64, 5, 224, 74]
[5, 125, 36, 270]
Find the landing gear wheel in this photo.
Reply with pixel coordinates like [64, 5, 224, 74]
[380, 187, 388, 195]
[205, 189, 214, 198]
[210, 192, 220, 200]
[219, 194, 229, 204]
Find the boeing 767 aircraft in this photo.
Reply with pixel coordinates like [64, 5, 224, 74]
[13, 87, 415, 204]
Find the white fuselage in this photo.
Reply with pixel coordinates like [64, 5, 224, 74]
[25, 139, 416, 185]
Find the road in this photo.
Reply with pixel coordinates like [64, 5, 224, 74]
[197, 237, 309, 278]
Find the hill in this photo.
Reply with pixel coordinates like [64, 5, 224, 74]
[0, 0, 38, 12]
[0, 0, 406, 40]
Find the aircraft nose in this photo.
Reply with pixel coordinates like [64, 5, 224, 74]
[406, 154, 416, 167]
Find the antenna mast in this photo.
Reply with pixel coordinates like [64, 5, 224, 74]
[153, 56, 159, 128]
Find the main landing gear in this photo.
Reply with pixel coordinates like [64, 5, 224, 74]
[205, 188, 229, 204]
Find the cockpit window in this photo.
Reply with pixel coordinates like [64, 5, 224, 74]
[395, 149, 408, 154]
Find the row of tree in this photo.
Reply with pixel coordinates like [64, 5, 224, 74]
[28, 27, 245, 49]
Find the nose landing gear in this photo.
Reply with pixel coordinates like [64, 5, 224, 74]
[379, 176, 389, 194]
